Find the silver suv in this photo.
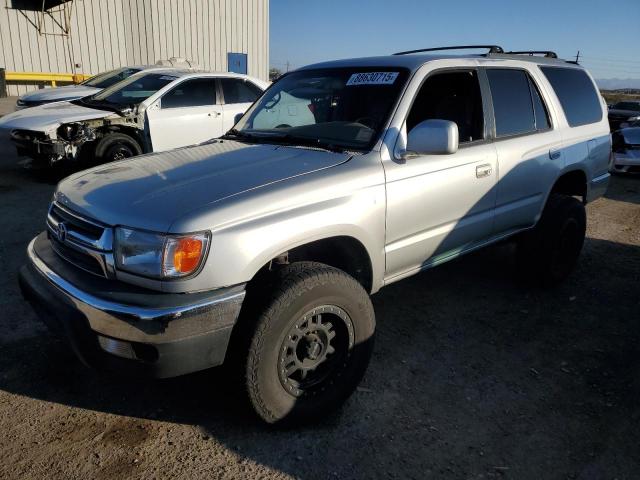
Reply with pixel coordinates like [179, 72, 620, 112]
[19, 46, 611, 425]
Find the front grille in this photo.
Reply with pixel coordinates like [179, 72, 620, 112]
[46, 202, 113, 278]
[49, 203, 104, 245]
[49, 235, 106, 277]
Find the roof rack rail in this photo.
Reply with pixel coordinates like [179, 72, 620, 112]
[503, 50, 558, 59]
[393, 45, 504, 56]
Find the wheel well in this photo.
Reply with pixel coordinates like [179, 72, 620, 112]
[551, 170, 587, 203]
[97, 126, 144, 148]
[256, 236, 374, 293]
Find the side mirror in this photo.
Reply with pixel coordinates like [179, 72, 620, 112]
[406, 119, 459, 155]
[234, 112, 244, 124]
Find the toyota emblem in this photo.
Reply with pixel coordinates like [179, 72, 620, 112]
[56, 222, 67, 242]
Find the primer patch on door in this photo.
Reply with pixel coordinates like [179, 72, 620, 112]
[346, 72, 399, 86]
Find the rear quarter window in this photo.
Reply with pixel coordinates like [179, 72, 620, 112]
[540, 67, 602, 127]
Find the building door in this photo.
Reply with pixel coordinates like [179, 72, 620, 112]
[228, 53, 248, 74]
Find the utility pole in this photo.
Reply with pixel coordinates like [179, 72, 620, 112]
[575, 50, 580, 64]
[285, 60, 290, 72]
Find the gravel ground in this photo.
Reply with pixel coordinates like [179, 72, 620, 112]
[0, 121, 639, 479]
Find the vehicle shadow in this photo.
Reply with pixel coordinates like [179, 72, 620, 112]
[1, 236, 639, 479]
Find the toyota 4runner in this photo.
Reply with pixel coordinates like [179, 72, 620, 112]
[19, 46, 611, 424]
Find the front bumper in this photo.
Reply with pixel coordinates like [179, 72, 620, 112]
[19, 234, 246, 378]
[10, 129, 65, 161]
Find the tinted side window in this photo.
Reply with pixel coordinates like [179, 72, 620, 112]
[486, 69, 535, 137]
[529, 77, 550, 130]
[161, 78, 216, 109]
[540, 67, 602, 127]
[407, 70, 484, 143]
[220, 79, 261, 104]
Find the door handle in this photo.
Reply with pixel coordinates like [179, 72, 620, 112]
[476, 164, 492, 178]
[549, 149, 562, 160]
[209, 111, 221, 117]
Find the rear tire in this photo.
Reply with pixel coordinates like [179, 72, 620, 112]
[93, 132, 142, 164]
[241, 262, 375, 425]
[516, 193, 586, 285]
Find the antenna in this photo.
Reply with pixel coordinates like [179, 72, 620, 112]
[575, 50, 581, 64]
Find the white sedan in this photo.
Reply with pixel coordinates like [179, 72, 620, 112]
[1, 69, 269, 166]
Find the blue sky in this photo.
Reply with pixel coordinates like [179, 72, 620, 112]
[270, 0, 640, 84]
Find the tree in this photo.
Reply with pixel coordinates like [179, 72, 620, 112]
[269, 67, 282, 82]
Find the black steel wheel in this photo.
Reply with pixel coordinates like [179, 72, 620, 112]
[94, 132, 142, 164]
[517, 193, 586, 285]
[240, 262, 375, 425]
[277, 304, 355, 397]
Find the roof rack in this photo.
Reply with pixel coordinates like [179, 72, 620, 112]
[503, 50, 558, 59]
[393, 45, 504, 56]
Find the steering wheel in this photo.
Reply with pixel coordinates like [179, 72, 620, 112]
[354, 117, 375, 128]
[264, 92, 282, 109]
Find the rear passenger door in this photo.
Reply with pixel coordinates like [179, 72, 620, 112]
[484, 68, 563, 236]
[147, 78, 223, 151]
[218, 78, 263, 132]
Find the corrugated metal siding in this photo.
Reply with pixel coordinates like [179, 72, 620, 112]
[1, 0, 269, 95]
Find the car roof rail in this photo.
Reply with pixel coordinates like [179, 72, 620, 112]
[502, 50, 558, 59]
[393, 45, 504, 56]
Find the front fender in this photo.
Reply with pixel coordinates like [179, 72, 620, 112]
[166, 154, 387, 294]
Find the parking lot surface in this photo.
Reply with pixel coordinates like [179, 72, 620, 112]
[0, 118, 639, 478]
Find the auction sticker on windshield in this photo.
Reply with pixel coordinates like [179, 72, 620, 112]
[346, 72, 399, 86]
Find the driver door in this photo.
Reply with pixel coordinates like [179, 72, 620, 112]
[384, 69, 498, 280]
[146, 78, 223, 152]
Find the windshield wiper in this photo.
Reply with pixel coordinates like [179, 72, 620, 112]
[221, 128, 254, 140]
[257, 133, 346, 153]
[72, 97, 132, 116]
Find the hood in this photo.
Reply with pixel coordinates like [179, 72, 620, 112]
[55, 140, 352, 232]
[0, 101, 113, 132]
[619, 127, 640, 146]
[20, 85, 101, 103]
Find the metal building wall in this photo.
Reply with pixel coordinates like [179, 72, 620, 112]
[0, 0, 269, 96]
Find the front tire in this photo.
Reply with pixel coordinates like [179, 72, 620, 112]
[93, 132, 142, 164]
[517, 193, 587, 285]
[242, 262, 375, 425]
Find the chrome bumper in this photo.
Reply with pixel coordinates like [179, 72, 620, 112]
[20, 234, 246, 377]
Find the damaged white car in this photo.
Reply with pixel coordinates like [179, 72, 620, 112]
[1, 69, 268, 166]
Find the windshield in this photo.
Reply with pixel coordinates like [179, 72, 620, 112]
[88, 73, 178, 106]
[82, 68, 142, 89]
[613, 101, 640, 111]
[233, 68, 409, 150]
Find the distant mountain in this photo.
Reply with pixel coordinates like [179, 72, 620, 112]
[596, 78, 640, 90]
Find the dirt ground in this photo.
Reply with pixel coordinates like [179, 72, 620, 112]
[0, 114, 639, 479]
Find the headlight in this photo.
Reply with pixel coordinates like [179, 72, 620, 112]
[114, 227, 210, 279]
[57, 123, 82, 141]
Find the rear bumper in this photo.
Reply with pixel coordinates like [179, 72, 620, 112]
[19, 234, 245, 378]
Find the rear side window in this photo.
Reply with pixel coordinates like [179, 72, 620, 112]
[161, 78, 217, 108]
[540, 67, 602, 127]
[487, 69, 536, 137]
[220, 78, 262, 104]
